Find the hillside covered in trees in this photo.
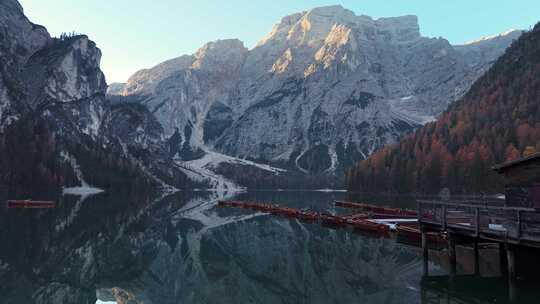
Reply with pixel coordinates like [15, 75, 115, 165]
[347, 22, 540, 194]
[0, 115, 155, 196]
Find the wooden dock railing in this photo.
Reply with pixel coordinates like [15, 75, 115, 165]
[418, 200, 540, 245]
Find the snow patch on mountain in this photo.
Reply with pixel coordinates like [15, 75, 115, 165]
[177, 152, 242, 193]
[389, 97, 437, 125]
[461, 29, 522, 45]
[63, 186, 104, 196]
[61, 151, 104, 195]
[174, 149, 287, 191]
[188, 150, 286, 174]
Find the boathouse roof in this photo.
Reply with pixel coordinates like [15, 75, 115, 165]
[492, 152, 540, 173]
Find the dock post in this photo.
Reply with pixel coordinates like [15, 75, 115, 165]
[421, 226, 428, 277]
[506, 245, 516, 279]
[506, 244, 517, 302]
[448, 234, 457, 277]
[500, 243, 508, 277]
[473, 241, 480, 276]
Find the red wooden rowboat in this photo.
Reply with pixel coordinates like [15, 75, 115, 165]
[6, 200, 55, 209]
[320, 213, 347, 226]
[342, 213, 369, 220]
[348, 219, 391, 235]
[396, 223, 446, 244]
[297, 210, 319, 222]
[218, 200, 399, 236]
[335, 201, 418, 218]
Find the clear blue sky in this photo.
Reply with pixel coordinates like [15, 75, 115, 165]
[19, 0, 539, 83]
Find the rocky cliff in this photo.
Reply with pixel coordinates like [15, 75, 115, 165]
[0, 0, 49, 128]
[107, 82, 126, 95]
[0, 0, 190, 192]
[117, 5, 521, 174]
[1, 1, 523, 190]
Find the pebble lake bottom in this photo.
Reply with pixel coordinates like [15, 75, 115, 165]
[1, 190, 538, 303]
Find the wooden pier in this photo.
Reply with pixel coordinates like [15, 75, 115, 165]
[419, 153, 540, 298]
[418, 199, 540, 248]
[418, 199, 540, 300]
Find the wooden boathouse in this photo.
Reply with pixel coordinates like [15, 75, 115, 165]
[418, 153, 540, 298]
[493, 152, 540, 208]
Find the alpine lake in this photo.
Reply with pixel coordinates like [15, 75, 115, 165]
[1, 189, 539, 304]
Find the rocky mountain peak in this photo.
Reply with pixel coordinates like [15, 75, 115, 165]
[258, 5, 355, 46]
[124, 55, 195, 96]
[107, 82, 126, 95]
[461, 29, 523, 46]
[1, 0, 50, 127]
[192, 38, 248, 72]
[3, 0, 23, 11]
[454, 29, 524, 67]
[0, 0, 50, 64]
[23, 35, 107, 104]
[257, 6, 420, 47]
[288, 6, 356, 44]
[257, 12, 304, 46]
[50, 36, 107, 100]
[118, 6, 522, 176]
[123, 39, 248, 97]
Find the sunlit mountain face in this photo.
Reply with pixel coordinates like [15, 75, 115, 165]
[111, 6, 521, 180]
[0, 0, 522, 193]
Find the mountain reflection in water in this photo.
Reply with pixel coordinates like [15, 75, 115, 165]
[0, 190, 535, 303]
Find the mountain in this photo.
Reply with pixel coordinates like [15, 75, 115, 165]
[0, 1, 524, 192]
[346, 22, 540, 194]
[0, 0, 192, 193]
[106, 82, 126, 95]
[0, 0, 49, 128]
[114, 5, 521, 176]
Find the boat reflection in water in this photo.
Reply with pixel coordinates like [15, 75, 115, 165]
[6, 200, 55, 209]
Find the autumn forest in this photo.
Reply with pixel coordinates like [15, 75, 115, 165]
[347, 22, 540, 194]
